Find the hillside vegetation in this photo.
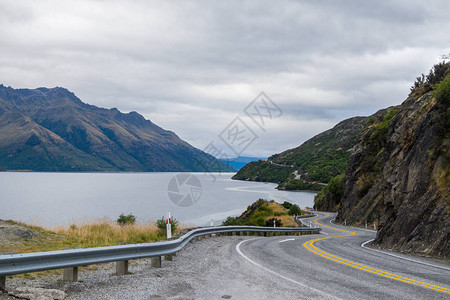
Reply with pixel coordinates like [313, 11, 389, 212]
[222, 199, 304, 227]
[232, 116, 367, 190]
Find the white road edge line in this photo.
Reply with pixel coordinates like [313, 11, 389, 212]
[235, 239, 340, 299]
[328, 215, 450, 271]
[279, 238, 295, 243]
[361, 239, 450, 272]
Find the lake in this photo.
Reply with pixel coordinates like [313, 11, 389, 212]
[0, 172, 316, 228]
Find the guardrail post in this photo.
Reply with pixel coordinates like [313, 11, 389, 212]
[240, 231, 244, 236]
[63, 267, 78, 282]
[247, 231, 251, 236]
[116, 260, 129, 275]
[151, 256, 162, 268]
[232, 232, 236, 236]
[0, 275, 5, 291]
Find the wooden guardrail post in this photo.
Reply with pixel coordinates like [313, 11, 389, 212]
[164, 255, 173, 261]
[151, 256, 162, 268]
[116, 260, 128, 275]
[0, 275, 5, 291]
[63, 267, 78, 282]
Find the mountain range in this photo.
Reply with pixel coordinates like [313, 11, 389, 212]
[0, 85, 234, 172]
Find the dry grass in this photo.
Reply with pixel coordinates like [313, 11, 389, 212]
[267, 202, 288, 214]
[1, 219, 168, 254]
[53, 219, 165, 248]
[264, 215, 297, 227]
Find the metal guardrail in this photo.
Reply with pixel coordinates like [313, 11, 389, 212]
[0, 225, 320, 289]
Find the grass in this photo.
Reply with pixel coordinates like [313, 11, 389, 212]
[222, 199, 304, 227]
[0, 219, 170, 254]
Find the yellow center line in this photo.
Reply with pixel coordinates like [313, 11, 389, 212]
[303, 214, 450, 294]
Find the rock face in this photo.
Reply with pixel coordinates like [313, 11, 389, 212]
[0, 85, 234, 172]
[336, 68, 449, 258]
[0, 220, 39, 242]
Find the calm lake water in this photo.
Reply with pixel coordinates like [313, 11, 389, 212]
[0, 172, 315, 228]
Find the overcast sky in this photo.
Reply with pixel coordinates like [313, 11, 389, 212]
[1, 0, 449, 157]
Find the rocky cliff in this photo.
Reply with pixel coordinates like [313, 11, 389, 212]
[0, 85, 234, 172]
[335, 63, 449, 258]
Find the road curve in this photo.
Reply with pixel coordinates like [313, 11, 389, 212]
[236, 212, 450, 299]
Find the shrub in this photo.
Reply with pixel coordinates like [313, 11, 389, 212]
[255, 217, 265, 226]
[117, 213, 136, 226]
[265, 218, 282, 227]
[155, 216, 178, 234]
[222, 216, 243, 226]
[281, 201, 293, 209]
[314, 174, 345, 211]
[433, 75, 450, 105]
[288, 204, 303, 215]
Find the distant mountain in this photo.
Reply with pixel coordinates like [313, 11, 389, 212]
[0, 85, 235, 172]
[221, 156, 267, 170]
[232, 116, 367, 190]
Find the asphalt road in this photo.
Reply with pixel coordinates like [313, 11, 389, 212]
[237, 212, 450, 299]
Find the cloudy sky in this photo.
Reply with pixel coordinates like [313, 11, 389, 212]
[1, 0, 449, 157]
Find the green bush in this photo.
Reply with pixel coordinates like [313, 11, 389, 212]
[117, 213, 136, 226]
[155, 216, 179, 234]
[255, 217, 265, 227]
[288, 204, 303, 215]
[265, 218, 282, 227]
[314, 174, 346, 211]
[281, 201, 293, 209]
[433, 75, 450, 105]
[222, 216, 243, 226]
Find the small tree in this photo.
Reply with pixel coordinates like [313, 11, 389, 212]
[265, 218, 282, 227]
[117, 213, 136, 226]
[288, 204, 302, 215]
[155, 216, 178, 234]
[281, 201, 293, 209]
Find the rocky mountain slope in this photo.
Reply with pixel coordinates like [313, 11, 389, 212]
[232, 116, 367, 190]
[0, 85, 234, 172]
[321, 62, 449, 258]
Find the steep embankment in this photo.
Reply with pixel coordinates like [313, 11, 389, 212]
[329, 63, 449, 258]
[232, 116, 367, 190]
[0, 85, 234, 172]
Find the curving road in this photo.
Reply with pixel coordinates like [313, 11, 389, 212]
[236, 212, 450, 299]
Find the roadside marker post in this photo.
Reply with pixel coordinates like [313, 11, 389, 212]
[166, 213, 172, 239]
[210, 218, 214, 227]
[365, 221, 368, 229]
[373, 222, 376, 230]
[273, 220, 276, 228]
